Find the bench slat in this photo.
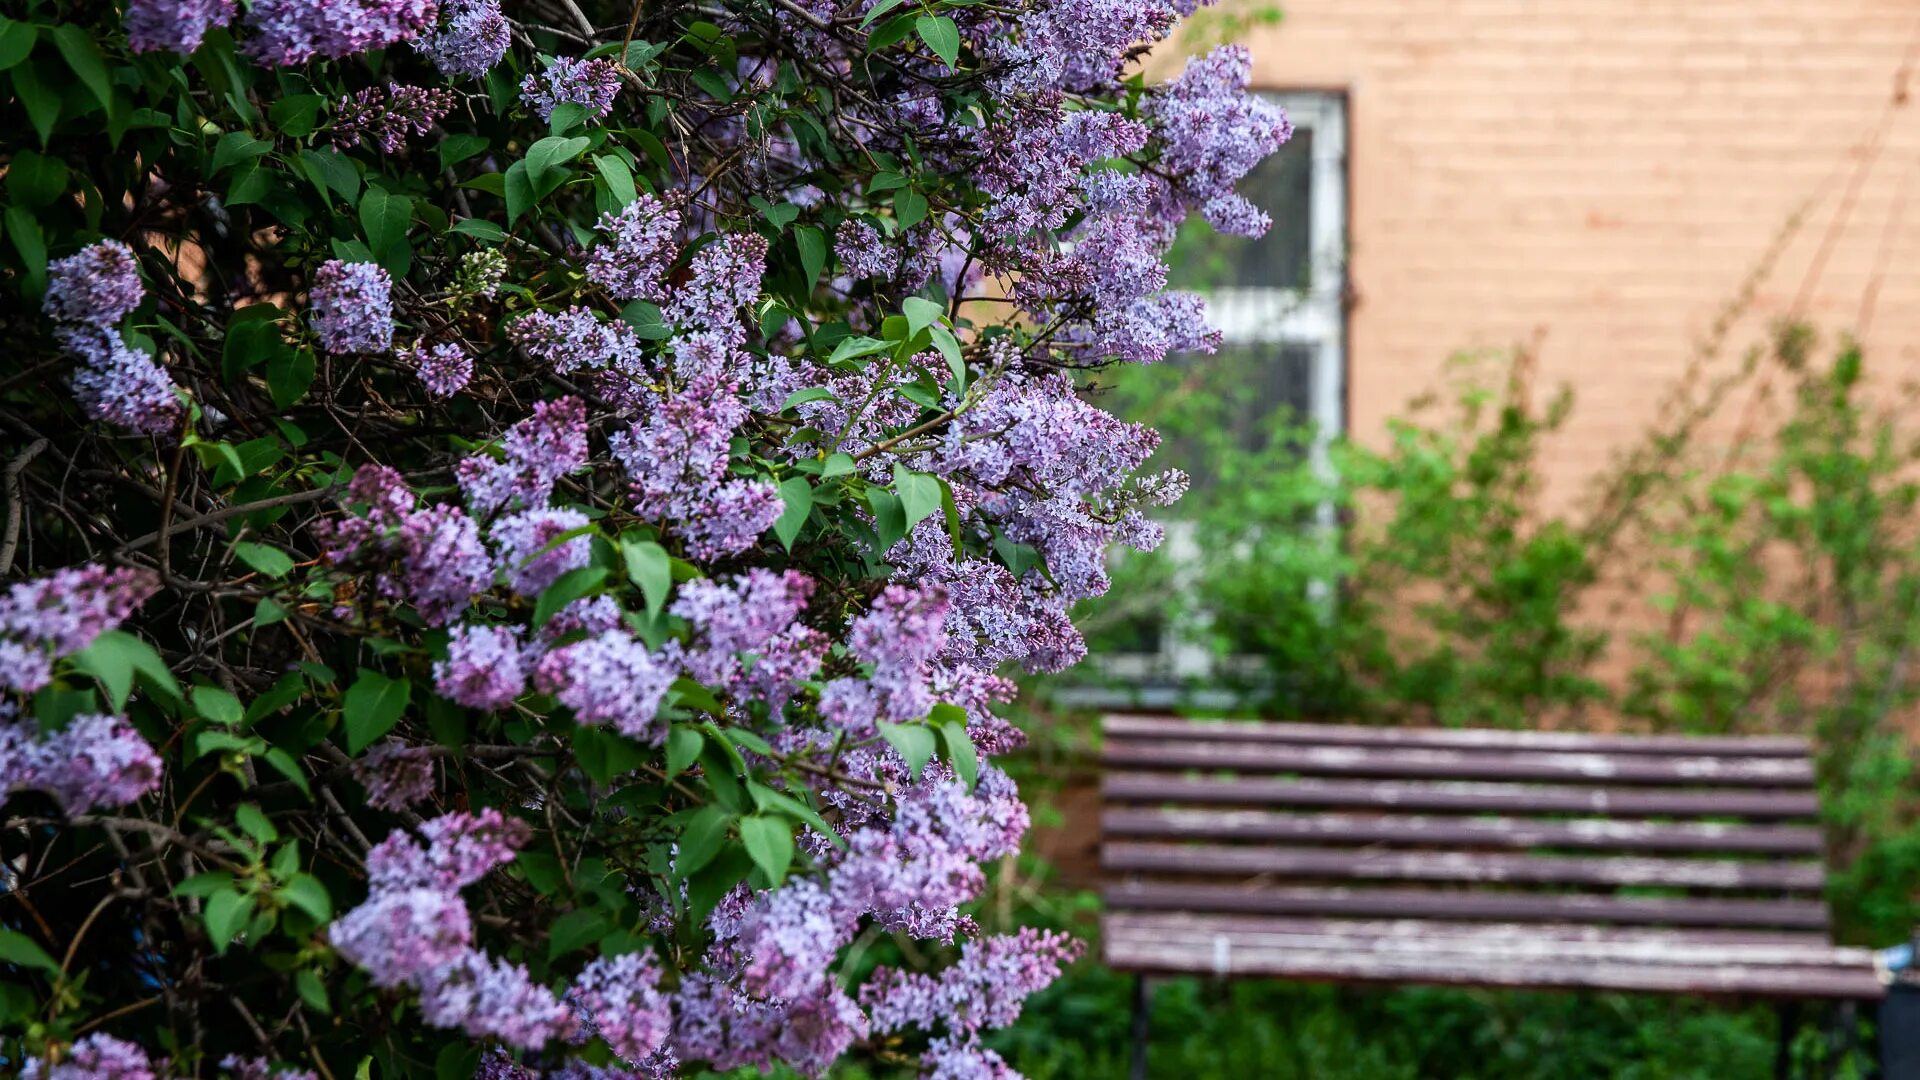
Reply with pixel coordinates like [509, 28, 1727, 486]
[1105, 913, 1873, 968]
[1101, 807, 1826, 854]
[1103, 772, 1822, 819]
[1102, 738, 1815, 786]
[1105, 841, 1827, 891]
[1104, 714, 1810, 757]
[1104, 912, 1834, 948]
[1104, 881, 1832, 929]
[1104, 924, 1882, 999]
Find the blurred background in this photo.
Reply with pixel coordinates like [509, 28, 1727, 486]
[967, 3, 1920, 1077]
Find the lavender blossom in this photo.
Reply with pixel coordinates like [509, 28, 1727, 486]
[412, 340, 474, 398]
[834, 219, 899, 280]
[2, 712, 164, 813]
[418, 0, 509, 78]
[571, 951, 672, 1061]
[456, 396, 589, 516]
[520, 57, 623, 122]
[310, 260, 394, 354]
[43, 240, 144, 326]
[327, 886, 474, 987]
[0, 565, 157, 693]
[21, 1033, 158, 1080]
[333, 83, 457, 154]
[489, 508, 591, 597]
[533, 630, 673, 742]
[587, 193, 681, 302]
[663, 233, 768, 339]
[124, 0, 236, 53]
[60, 327, 184, 436]
[416, 951, 577, 1048]
[434, 623, 528, 710]
[242, 0, 438, 66]
[353, 741, 436, 811]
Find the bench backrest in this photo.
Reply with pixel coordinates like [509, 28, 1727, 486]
[1100, 713, 1834, 936]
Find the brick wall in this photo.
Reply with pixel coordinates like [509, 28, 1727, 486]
[1203, 0, 1920, 512]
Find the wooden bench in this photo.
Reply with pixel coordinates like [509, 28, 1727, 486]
[1098, 714, 1892, 1076]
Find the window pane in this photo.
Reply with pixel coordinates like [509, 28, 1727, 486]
[1166, 125, 1316, 292]
[1152, 342, 1319, 489]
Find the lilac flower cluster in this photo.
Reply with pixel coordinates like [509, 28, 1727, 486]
[124, 0, 236, 54]
[1146, 45, 1293, 236]
[520, 57, 624, 122]
[353, 741, 436, 810]
[241, 0, 438, 66]
[610, 375, 783, 560]
[864, 927, 1083, 1037]
[672, 569, 826, 707]
[43, 241, 183, 435]
[412, 340, 474, 397]
[221, 1056, 320, 1080]
[0, 564, 157, 694]
[587, 193, 682, 302]
[3, 711, 164, 813]
[572, 951, 673, 1061]
[490, 507, 591, 597]
[332, 83, 457, 154]
[312, 465, 491, 626]
[419, 0, 510, 78]
[663, 234, 769, 337]
[509, 307, 651, 407]
[457, 396, 590, 516]
[309, 260, 395, 354]
[533, 630, 675, 742]
[834, 218, 899, 280]
[434, 623, 526, 710]
[21, 1033, 159, 1080]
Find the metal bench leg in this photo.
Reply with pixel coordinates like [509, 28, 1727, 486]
[1130, 973, 1150, 1080]
[1882, 982, 1920, 1079]
[1778, 1001, 1800, 1080]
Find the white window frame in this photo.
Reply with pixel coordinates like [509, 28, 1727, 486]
[1070, 91, 1348, 707]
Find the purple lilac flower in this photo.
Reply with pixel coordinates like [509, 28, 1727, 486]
[663, 233, 768, 339]
[353, 741, 435, 811]
[1146, 45, 1292, 232]
[920, 1036, 1019, 1080]
[456, 396, 589, 516]
[418, 807, 532, 887]
[490, 508, 590, 597]
[587, 193, 681, 302]
[507, 309, 652, 407]
[535, 595, 626, 652]
[672, 569, 820, 692]
[533, 630, 673, 743]
[418, 0, 509, 78]
[766, 986, 870, 1077]
[21, 1033, 158, 1080]
[43, 240, 144, 326]
[2, 712, 164, 814]
[0, 565, 157, 694]
[834, 219, 899, 280]
[333, 83, 457, 154]
[434, 623, 527, 709]
[60, 327, 184, 436]
[609, 375, 782, 560]
[863, 927, 1082, 1036]
[393, 504, 492, 625]
[221, 1055, 321, 1080]
[310, 260, 394, 354]
[125, 0, 236, 53]
[415, 951, 577, 1048]
[241, 0, 438, 66]
[732, 879, 846, 1001]
[327, 886, 474, 987]
[571, 951, 672, 1061]
[520, 57, 623, 122]
[413, 341, 473, 398]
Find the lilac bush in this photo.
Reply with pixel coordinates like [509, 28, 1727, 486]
[1, 0, 1286, 1074]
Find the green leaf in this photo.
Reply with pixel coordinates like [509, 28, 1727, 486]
[299, 148, 360, 202]
[0, 929, 59, 973]
[894, 188, 929, 230]
[0, 20, 37, 71]
[821, 452, 857, 478]
[516, 851, 564, 895]
[740, 815, 795, 887]
[10, 61, 59, 148]
[343, 669, 411, 754]
[794, 225, 827, 293]
[877, 720, 936, 781]
[621, 538, 673, 619]
[281, 873, 332, 922]
[504, 160, 536, 223]
[235, 803, 278, 845]
[915, 14, 961, 67]
[781, 387, 835, 412]
[666, 725, 704, 781]
[451, 218, 507, 242]
[267, 348, 315, 409]
[594, 154, 637, 206]
[675, 805, 735, 878]
[893, 465, 942, 532]
[438, 133, 489, 172]
[751, 196, 799, 229]
[268, 94, 326, 138]
[203, 889, 255, 954]
[869, 12, 919, 50]
[867, 488, 906, 552]
[935, 708, 978, 790]
[211, 131, 273, 175]
[260, 748, 311, 797]
[774, 476, 812, 551]
[827, 335, 891, 365]
[192, 686, 244, 727]
[231, 540, 295, 578]
[534, 566, 609, 629]
[358, 189, 412, 259]
[172, 871, 234, 899]
[50, 25, 112, 116]
[526, 135, 591, 189]
[548, 908, 612, 961]
[929, 324, 966, 390]
[860, 0, 908, 29]
[4, 149, 66, 209]
[747, 782, 845, 849]
[70, 630, 179, 709]
[547, 101, 589, 134]
[902, 296, 943, 338]
[4, 205, 46, 294]
[296, 969, 330, 1014]
[621, 299, 671, 340]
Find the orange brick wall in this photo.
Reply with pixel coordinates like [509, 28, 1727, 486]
[1188, 0, 1920, 513]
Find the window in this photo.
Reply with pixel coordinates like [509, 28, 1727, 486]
[1072, 91, 1349, 707]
